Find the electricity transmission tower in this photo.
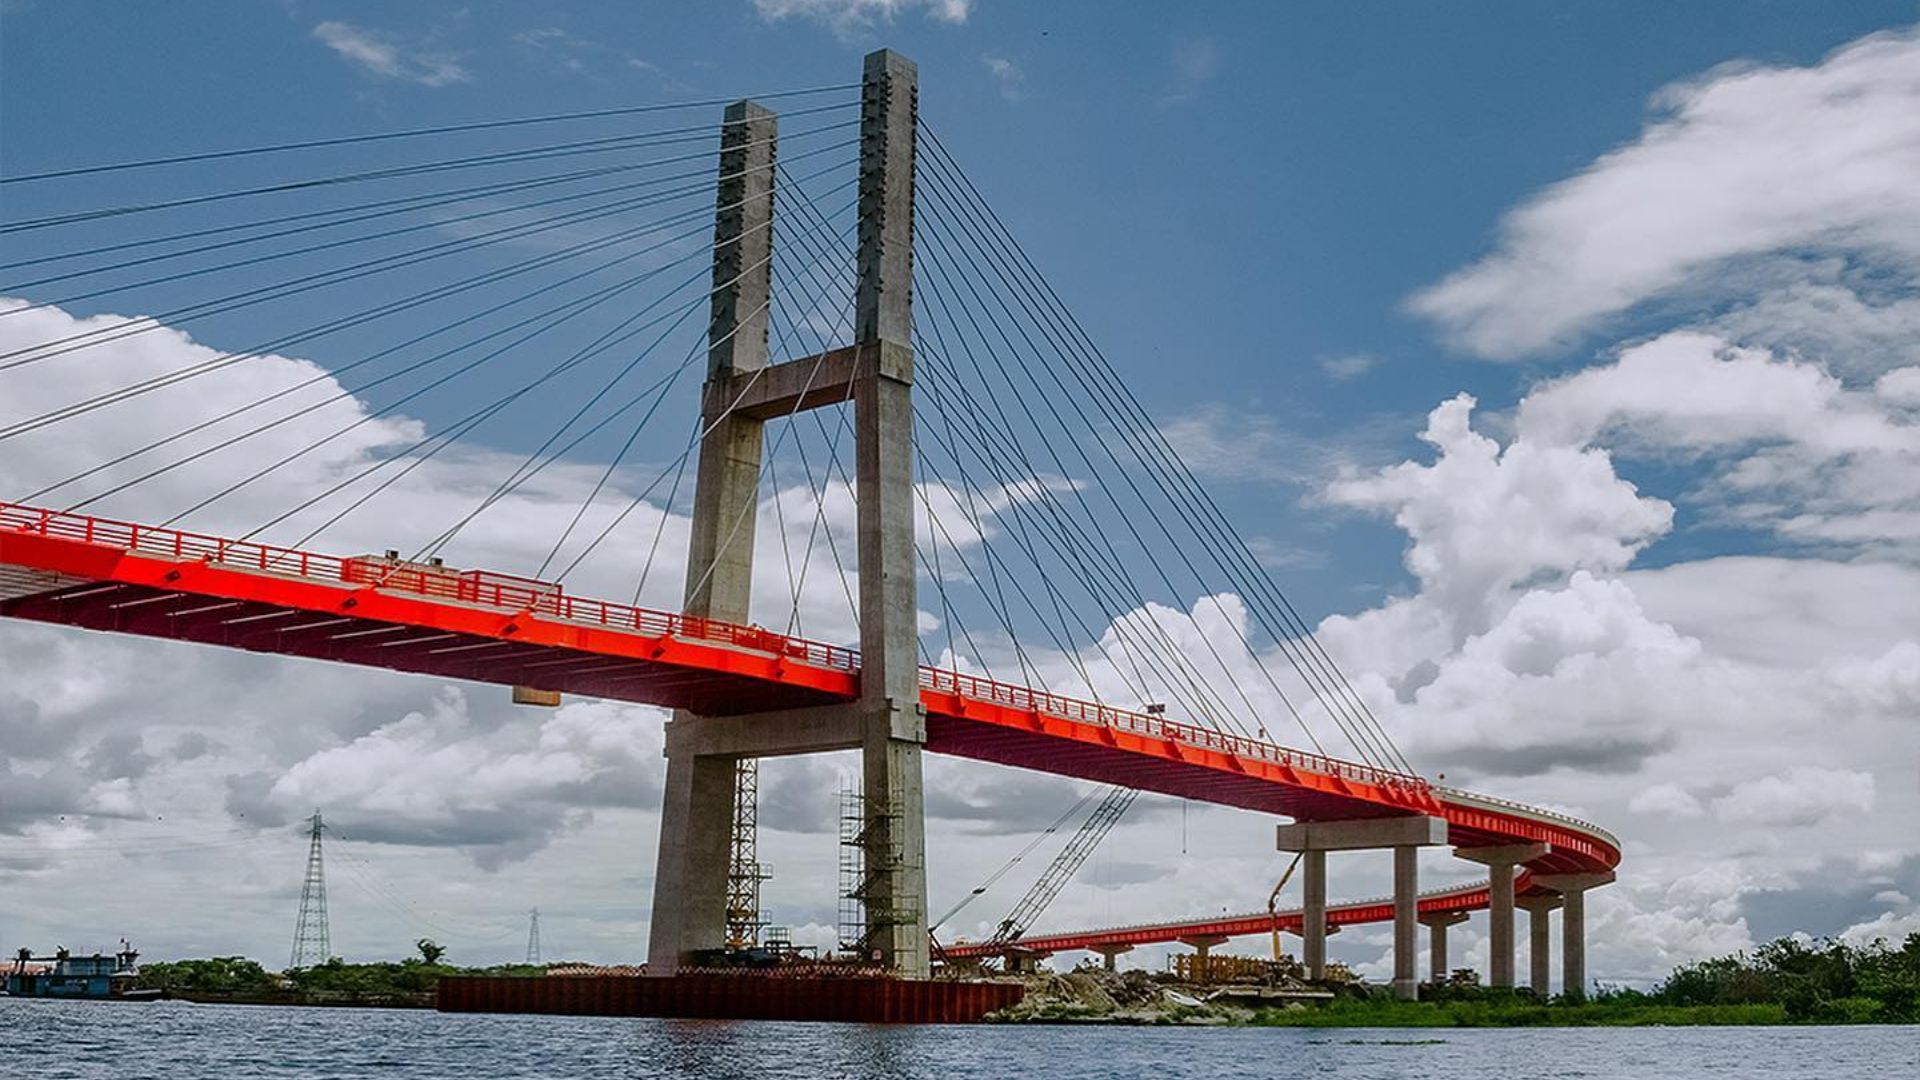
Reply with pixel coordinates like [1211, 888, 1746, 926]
[289, 810, 331, 970]
[525, 907, 543, 965]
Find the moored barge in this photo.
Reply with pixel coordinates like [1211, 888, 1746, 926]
[5, 943, 160, 1000]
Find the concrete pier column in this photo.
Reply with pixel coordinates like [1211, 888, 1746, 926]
[1302, 848, 1328, 982]
[1093, 944, 1133, 972]
[1562, 888, 1584, 1000]
[1392, 845, 1419, 1001]
[1516, 894, 1563, 997]
[1278, 817, 1448, 989]
[1419, 911, 1469, 985]
[1455, 844, 1547, 989]
[1489, 862, 1516, 987]
[1535, 872, 1614, 1001]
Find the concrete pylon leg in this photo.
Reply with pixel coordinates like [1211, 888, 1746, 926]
[1302, 848, 1328, 982]
[648, 751, 737, 969]
[1488, 860, 1515, 988]
[1530, 905, 1551, 994]
[1392, 845, 1419, 1001]
[850, 49, 928, 978]
[646, 98, 777, 975]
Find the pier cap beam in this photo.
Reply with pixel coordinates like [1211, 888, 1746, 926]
[1278, 816, 1444, 993]
[1453, 843, 1550, 866]
[1276, 816, 1448, 852]
[1531, 871, 1616, 893]
[663, 707, 863, 760]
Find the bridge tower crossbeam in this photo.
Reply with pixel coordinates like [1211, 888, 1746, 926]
[647, 49, 930, 977]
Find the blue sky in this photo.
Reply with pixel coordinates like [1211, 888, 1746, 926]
[5, 0, 1909, 615]
[3, 2, 1919, 982]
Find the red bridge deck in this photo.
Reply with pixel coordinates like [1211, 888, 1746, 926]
[941, 875, 1534, 960]
[0, 501, 1619, 901]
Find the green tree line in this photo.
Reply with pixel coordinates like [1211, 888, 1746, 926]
[1606, 932, 1919, 1023]
[139, 939, 547, 1003]
[1259, 933, 1920, 1027]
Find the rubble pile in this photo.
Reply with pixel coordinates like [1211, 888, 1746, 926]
[986, 961, 1332, 1024]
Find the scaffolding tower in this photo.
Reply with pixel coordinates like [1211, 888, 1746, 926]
[837, 784, 866, 957]
[724, 760, 769, 950]
[839, 783, 916, 961]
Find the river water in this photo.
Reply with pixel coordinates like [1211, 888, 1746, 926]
[0, 999, 1914, 1078]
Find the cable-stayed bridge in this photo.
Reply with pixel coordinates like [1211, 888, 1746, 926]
[0, 49, 1617, 1003]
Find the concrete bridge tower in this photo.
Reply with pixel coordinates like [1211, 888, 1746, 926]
[647, 49, 930, 977]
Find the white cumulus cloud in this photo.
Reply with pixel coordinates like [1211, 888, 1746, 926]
[1410, 27, 1920, 359]
[1711, 767, 1876, 828]
[312, 21, 470, 87]
[752, 0, 969, 39]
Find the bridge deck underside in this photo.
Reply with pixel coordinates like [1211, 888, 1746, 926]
[2, 573, 1393, 823]
[925, 715, 1394, 822]
[0, 579, 847, 718]
[0, 513, 1619, 919]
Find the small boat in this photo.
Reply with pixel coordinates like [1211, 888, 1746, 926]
[6, 942, 162, 1000]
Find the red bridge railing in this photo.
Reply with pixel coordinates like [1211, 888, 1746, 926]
[920, 666, 1429, 794]
[3, 500, 1428, 796]
[0, 502, 860, 673]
